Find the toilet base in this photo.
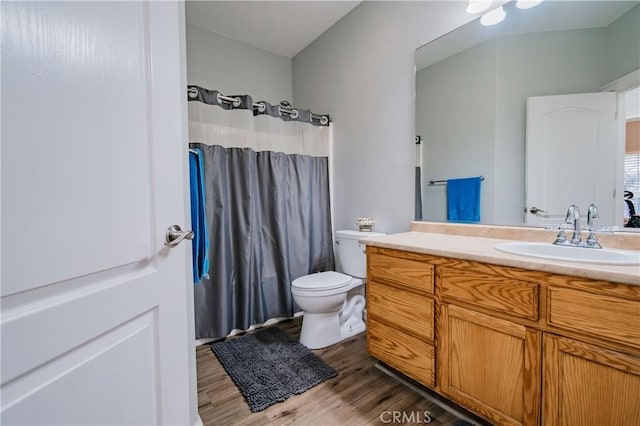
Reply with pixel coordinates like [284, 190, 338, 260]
[299, 298, 366, 350]
[339, 318, 366, 340]
[299, 310, 342, 350]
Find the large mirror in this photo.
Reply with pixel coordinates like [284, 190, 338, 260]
[415, 0, 640, 229]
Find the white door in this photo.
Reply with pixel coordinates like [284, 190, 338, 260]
[1, 2, 198, 425]
[525, 92, 618, 227]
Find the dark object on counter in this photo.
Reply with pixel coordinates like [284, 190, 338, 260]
[626, 216, 640, 228]
[624, 191, 640, 228]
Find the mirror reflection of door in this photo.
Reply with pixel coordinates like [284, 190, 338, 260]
[525, 92, 618, 227]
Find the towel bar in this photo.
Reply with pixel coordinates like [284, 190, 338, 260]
[428, 176, 484, 186]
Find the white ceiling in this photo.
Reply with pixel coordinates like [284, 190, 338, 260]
[185, 1, 361, 58]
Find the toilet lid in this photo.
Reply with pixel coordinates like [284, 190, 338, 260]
[292, 271, 352, 291]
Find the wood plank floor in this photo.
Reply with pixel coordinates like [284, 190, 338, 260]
[196, 317, 473, 426]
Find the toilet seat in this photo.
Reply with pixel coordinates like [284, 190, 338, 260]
[291, 272, 362, 298]
[292, 271, 351, 292]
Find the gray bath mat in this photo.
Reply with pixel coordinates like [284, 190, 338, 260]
[211, 326, 338, 412]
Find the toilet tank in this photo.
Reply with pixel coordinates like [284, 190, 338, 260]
[335, 230, 386, 278]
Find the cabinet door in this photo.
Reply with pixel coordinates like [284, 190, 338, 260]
[543, 334, 640, 426]
[438, 304, 541, 426]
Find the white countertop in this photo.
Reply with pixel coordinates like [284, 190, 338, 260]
[360, 231, 640, 286]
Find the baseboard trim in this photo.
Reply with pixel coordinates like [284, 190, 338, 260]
[195, 312, 304, 346]
[193, 414, 203, 426]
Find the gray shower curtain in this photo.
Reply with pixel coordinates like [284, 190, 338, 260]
[188, 86, 334, 340]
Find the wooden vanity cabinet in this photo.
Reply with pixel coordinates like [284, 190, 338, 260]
[543, 334, 640, 426]
[438, 304, 540, 426]
[543, 283, 640, 426]
[365, 246, 640, 426]
[366, 247, 436, 387]
[438, 264, 541, 426]
[545, 285, 640, 348]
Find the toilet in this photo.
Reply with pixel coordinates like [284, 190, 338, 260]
[291, 229, 385, 349]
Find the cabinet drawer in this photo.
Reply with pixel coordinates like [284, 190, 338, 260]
[547, 286, 640, 348]
[439, 267, 539, 321]
[368, 317, 435, 388]
[368, 280, 434, 342]
[368, 250, 434, 294]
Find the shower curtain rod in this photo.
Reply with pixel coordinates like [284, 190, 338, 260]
[216, 93, 329, 125]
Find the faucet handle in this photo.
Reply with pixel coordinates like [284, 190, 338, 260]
[564, 204, 580, 223]
[552, 205, 576, 246]
[553, 222, 571, 246]
[585, 231, 602, 249]
[587, 203, 599, 230]
[585, 204, 602, 248]
[566, 204, 582, 245]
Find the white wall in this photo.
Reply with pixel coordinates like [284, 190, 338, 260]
[606, 4, 640, 85]
[417, 39, 497, 223]
[294, 2, 640, 232]
[292, 2, 473, 233]
[627, 88, 640, 120]
[186, 24, 292, 104]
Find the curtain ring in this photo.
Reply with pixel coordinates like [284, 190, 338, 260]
[278, 106, 299, 120]
[216, 92, 242, 108]
[255, 102, 266, 113]
[187, 87, 198, 99]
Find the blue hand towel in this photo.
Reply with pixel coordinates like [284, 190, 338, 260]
[447, 177, 481, 222]
[189, 148, 210, 283]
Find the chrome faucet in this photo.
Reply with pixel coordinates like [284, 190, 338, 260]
[553, 203, 602, 248]
[585, 203, 602, 248]
[554, 204, 580, 246]
[568, 204, 582, 245]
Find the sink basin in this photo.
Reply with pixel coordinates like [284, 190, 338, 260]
[494, 242, 640, 266]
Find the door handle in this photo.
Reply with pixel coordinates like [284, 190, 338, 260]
[165, 225, 194, 247]
[529, 207, 547, 215]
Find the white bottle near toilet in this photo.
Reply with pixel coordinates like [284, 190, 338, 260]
[291, 229, 385, 349]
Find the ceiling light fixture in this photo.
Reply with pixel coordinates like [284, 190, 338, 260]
[467, 0, 544, 27]
[480, 6, 506, 26]
[466, 0, 493, 15]
[516, 0, 544, 10]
